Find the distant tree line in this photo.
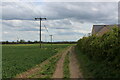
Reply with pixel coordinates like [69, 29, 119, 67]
[1, 39, 77, 44]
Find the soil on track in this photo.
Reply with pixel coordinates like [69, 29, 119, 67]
[69, 46, 83, 78]
[52, 46, 71, 78]
[52, 46, 83, 78]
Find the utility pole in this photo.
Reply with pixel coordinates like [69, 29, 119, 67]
[35, 17, 46, 48]
[49, 35, 53, 46]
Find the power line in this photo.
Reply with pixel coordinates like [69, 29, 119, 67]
[43, 25, 50, 35]
[43, 21, 54, 43]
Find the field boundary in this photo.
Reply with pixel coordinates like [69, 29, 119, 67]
[15, 46, 70, 78]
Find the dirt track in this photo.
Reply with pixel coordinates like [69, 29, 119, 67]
[52, 46, 83, 78]
[52, 46, 71, 78]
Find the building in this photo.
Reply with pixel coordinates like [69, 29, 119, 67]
[92, 25, 116, 36]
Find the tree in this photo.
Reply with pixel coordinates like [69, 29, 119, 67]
[19, 39, 25, 43]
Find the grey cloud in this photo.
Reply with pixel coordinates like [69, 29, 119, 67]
[2, 2, 118, 24]
[19, 27, 45, 31]
[44, 2, 117, 24]
[1, 2, 118, 41]
[2, 20, 40, 30]
[56, 31, 84, 35]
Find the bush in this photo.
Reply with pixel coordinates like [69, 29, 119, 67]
[76, 26, 120, 78]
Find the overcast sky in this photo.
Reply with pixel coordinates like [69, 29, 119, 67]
[1, 0, 118, 42]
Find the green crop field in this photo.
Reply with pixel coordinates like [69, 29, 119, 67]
[2, 44, 71, 78]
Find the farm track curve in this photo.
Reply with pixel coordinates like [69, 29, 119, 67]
[15, 46, 83, 78]
[15, 50, 62, 78]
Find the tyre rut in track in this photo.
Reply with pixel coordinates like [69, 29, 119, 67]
[52, 46, 71, 78]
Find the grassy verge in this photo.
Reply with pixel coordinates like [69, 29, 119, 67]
[28, 54, 61, 78]
[63, 52, 70, 79]
[75, 46, 120, 78]
[75, 46, 93, 78]
[40, 55, 61, 78]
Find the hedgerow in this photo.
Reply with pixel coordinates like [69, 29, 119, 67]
[76, 26, 120, 78]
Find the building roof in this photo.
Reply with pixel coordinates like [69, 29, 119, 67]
[92, 25, 116, 35]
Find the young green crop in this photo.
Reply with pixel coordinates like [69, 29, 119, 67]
[2, 44, 71, 78]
